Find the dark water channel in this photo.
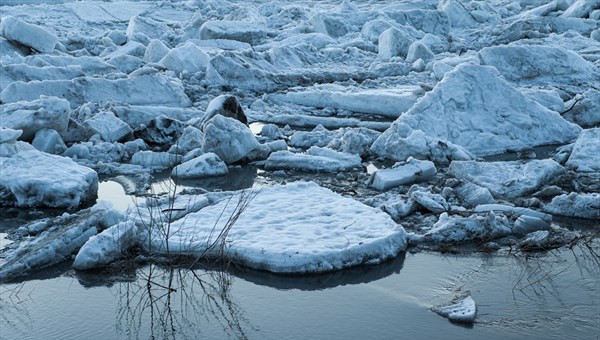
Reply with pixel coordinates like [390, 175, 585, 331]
[1, 244, 598, 340]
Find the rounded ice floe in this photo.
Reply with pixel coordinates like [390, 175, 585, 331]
[0, 150, 98, 208]
[0, 127, 22, 143]
[32, 128, 67, 154]
[0, 16, 58, 53]
[145, 182, 407, 274]
[171, 152, 228, 179]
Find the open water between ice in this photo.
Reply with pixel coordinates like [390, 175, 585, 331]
[1, 243, 597, 340]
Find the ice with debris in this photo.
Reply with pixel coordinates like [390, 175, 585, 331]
[371, 158, 436, 191]
[265, 147, 362, 172]
[144, 182, 407, 273]
[565, 128, 600, 172]
[374, 64, 581, 157]
[449, 159, 565, 199]
[543, 192, 600, 220]
[562, 90, 600, 128]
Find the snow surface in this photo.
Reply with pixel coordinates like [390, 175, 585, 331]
[145, 182, 407, 273]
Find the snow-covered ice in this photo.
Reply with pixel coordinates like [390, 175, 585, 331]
[565, 128, 600, 172]
[432, 294, 477, 323]
[265, 147, 362, 172]
[1, 96, 71, 140]
[1, 150, 98, 208]
[371, 158, 436, 191]
[171, 152, 228, 179]
[374, 64, 581, 157]
[0, 16, 58, 53]
[73, 221, 138, 270]
[449, 160, 565, 199]
[145, 182, 407, 273]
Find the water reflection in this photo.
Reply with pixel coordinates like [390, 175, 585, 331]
[231, 252, 406, 291]
[113, 265, 253, 340]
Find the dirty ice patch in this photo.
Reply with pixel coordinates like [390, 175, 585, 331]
[146, 182, 407, 274]
[378, 63, 581, 156]
[543, 192, 600, 220]
[449, 159, 565, 199]
[566, 128, 600, 172]
[0, 150, 98, 209]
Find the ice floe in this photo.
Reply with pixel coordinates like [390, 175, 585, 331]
[374, 64, 582, 157]
[201, 115, 259, 164]
[449, 159, 565, 199]
[1, 96, 71, 140]
[432, 293, 477, 323]
[543, 192, 600, 220]
[171, 152, 228, 179]
[144, 182, 407, 273]
[265, 147, 362, 172]
[1, 150, 98, 208]
[0, 201, 123, 282]
[0, 16, 58, 53]
[73, 221, 138, 270]
[565, 128, 600, 172]
[371, 158, 436, 191]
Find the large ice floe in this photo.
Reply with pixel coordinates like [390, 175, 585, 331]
[144, 182, 407, 273]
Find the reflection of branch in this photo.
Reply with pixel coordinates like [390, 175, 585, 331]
[510, 240, 600, 303]
[115, 265, 251, 340]
[0, 283, 33, 335]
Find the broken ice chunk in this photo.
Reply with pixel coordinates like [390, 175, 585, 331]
[432, 293, 477, 323]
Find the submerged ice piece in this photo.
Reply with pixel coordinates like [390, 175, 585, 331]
[432, 294, 477, 323]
